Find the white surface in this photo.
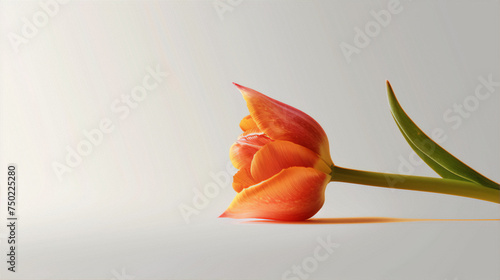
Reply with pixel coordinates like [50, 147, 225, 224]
[1, 0, 499, 279]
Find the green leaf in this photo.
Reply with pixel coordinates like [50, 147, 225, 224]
[386, 81, 499, 190]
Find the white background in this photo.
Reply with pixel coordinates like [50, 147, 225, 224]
[1, 0, 499, 279]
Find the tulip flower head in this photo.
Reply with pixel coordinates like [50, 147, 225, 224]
[220, 84, 334, 221]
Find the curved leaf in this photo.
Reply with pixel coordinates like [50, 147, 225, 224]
[386, 81, 499, 190]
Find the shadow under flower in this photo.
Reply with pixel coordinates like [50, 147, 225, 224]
[242, 217, 500, 224]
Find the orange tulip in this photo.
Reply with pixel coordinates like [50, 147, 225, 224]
[220, 82, 500, 221]
[220, 84, 334, 221]
[220, 81, 500, 221]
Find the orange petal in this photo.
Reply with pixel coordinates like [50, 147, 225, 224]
[229, 129, 272, 169]
[232, 168, 257, 193]
[239, 115, 258, 131]
[220, 167, 330, 221]
[233, 83, 333, 166]
[251, 140, 331, 182]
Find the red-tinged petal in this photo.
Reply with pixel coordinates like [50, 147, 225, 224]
[239, 115, 258, 131]
[220, 167, 331, 221]
[232, 168, 257, 193]
[251, 140, 332, 182]
[233, 83, 333, 166]
[229, 129, 272, 169]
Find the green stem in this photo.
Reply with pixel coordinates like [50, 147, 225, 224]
[330, 166, 500, 204]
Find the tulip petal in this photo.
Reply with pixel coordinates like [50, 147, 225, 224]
[251, 140, 332, 182]
[229, 128, 273, 169]
[220, 167, 330, 221]
[239, 115, 258, 131]
[232, 168, 257, 193]
[233, 83, 333, 166]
